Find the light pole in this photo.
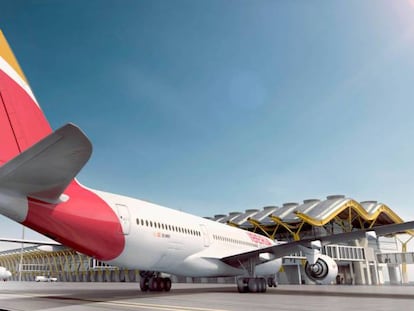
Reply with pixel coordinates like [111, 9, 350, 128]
[18, 225, 25, 282]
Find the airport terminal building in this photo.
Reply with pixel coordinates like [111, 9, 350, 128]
[0, 195, 412, 285]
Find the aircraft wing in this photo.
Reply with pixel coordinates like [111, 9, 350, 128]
[221, 220, 414, 266]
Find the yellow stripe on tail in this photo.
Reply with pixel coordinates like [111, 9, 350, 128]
[0, 30, 28, 85]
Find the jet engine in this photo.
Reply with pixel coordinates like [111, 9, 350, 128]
[304, 254, 338, 285]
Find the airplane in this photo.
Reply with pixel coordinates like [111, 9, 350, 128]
[0, 29, 413, 293]
[0, 266, 11, 281]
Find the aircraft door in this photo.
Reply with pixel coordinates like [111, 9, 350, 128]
[199, 224, 210, 247]
[116, 204, 130, 235]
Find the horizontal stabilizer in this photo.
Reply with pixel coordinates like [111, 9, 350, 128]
[0, 237, 61, 246]
[0, 123, 92, 203]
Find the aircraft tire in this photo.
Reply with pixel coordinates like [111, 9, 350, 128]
[248, 278, 258, 293]
[260, 278, 267, 293]
[256, 278, 264, 293]
[157, 278, 165, 291]
[267, 278, 273, 287]
[163, 278, 172, 292]
[140, 277, 149, 292]
[149, 277, 159, 291]
[237, 278, 248, 293]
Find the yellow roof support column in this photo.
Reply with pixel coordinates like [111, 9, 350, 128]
[396, 235, 414, 284]
[269, 216, 305, 241]
[293, 221, 305, 241]
[247, 218, 272, 239]
[270, 224, 281, 240]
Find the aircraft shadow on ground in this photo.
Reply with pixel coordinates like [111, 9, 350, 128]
[3, 285, 414, 311]
[41, 286, 414, 303]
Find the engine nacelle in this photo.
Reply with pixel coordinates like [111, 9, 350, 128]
[304, 254, 338, 285]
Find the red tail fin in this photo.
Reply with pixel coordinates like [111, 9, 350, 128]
[0, 30, 52, 165]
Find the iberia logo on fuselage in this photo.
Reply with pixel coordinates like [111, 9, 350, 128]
[246, 232, 272, 246]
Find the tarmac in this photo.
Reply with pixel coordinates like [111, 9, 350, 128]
[0, 282, 413, 311]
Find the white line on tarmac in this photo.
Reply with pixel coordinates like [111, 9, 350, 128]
[0, 292, 229, 311]
[97, 300, 229, 311]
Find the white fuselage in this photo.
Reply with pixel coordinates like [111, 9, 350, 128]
[94, 190, 281, 277]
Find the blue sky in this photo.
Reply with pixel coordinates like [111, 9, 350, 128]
[1, 0, 414, 254]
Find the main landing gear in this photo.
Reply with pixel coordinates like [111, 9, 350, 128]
[237, 277, 267, 293]
[267, 276, 278, 288]
[236, 256, 278, 293]
[139, 271, 172, 292]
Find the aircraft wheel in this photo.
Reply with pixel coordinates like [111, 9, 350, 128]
[267, 277, 273, 287]
[163, 278, 172, 292]
[157, 278, 164, 291]
[260, 278, 267, 293]
[256, 278, 262, 292]
[149, 277, 159, 291]
[248, 278, 258, 293]
[256, 278, 264, 293]
[140, 277, 149, 292]
[267, 277, 277, 288]
[237, 278, 248, 293]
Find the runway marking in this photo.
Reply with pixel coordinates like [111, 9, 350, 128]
[97, 301, 228, 311]
[0, 292, 229, 311]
